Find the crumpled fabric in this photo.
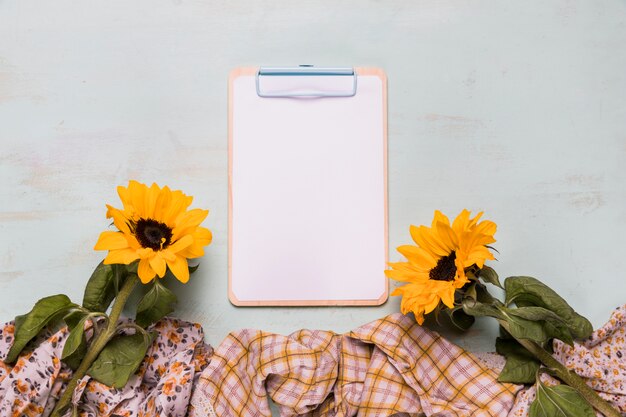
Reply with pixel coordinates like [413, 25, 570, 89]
[507, 304, 626, 416]
[189, 313, 521, 417]
[0, 318, 211, 417]
[2, 307, 626, 417]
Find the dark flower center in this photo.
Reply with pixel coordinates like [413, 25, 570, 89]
[134, 218, 172, 250]
[429, 251, 457, 281]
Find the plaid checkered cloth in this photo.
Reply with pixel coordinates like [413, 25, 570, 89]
[189, 313, 521, 417]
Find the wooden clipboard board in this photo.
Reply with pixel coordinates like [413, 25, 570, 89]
[228, 66, 388, 306]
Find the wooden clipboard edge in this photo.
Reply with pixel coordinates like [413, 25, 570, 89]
[227, 66, 389, 307]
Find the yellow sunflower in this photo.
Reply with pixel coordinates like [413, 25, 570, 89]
[385, 209, 496, 324]
[94, 181, 212, 284]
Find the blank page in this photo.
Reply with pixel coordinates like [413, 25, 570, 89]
[229, 67, 387, 306]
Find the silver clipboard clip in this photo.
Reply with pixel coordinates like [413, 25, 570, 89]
[256, 65, 357, 98]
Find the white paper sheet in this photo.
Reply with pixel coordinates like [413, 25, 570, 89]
[229, 69, 387, 305]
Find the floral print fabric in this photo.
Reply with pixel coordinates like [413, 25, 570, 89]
[0, 318, 211, 417]
[507, 304, 626, 416]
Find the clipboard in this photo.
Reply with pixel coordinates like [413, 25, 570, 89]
[228, 66, 388, 306]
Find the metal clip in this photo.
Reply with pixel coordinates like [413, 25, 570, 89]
[256, 65, 357, 98]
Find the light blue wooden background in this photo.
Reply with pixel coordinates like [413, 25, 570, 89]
[1, 1, 625, 352]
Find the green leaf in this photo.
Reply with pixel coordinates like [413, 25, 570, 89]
[496, 337, 531, 357]
[462, 298, 550, 344]
[506, 306, 566, 323]
[83, 262, 117, 312]
[498, 306, 552, 343]
[464, 282, 478, 301]
[475, 282, 498, 304]
[5, 294, 76, 363]
[63, 338, 88, 371]
[496, 337, 540, 384]
[544, 321, 575, 347]
[499, 353, 540, 384]
[61, 315, 89, 371]
[135, 280, 177, 328]
[88, 333, 152, 388]
[447, 306, 476, 331]
[505, 277, 593, 340]
[113, 262, 138, 294]
[529, 381, 595, 417]
[63, 310, 87, 331]
[502, 306, 575, 346]
[478, 266, 503, 288]
[62, 316, 87, 361]
[125, 260, 139, 275]
[188, 264, 199, 274]
[431, 302, 444, 325]
[13, 313, 27, 334]
[462, 298, 505, 320]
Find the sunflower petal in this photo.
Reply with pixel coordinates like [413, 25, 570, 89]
[410, 225, 448, 257]
[104, 248, 139, 265]
[397, 245, 436, 267]
[176, 208, 209, 229]
[452, 209, 471, 234]
[390, 287, 403, 297]
[138, 258, 156, 283]
[117, 184, 132, 212]
[388, 261, 431, 278]
[419, 227, 451, 257]
[466, 247, 495, 268]
[162, 191, 193, 225]
[105, 206, 131, 235]
[153, 185, 172, 222]
[178, 245, 204, 259]
[474, 219, 497, 237]
[468, 211, 484, 228]
[385, 268, 424, 282]
[159, 249, 176, 262]
[423, 293, 441, 314]
[434, 222, 458, 252]
[167, 256, 190, 284]
[453, 258, 469, 287]
[167, 234, 194, 254]
[128, 180, 147, 216]
[172, 209, 209, 241]
[149, 252, 167, 278]
[387, 261, 415, 271]
[94, 231, 129, 251]
[193, 226, 212, 246]
[440, 285, 455, 308]
[145, 183, 161, 220]
[409, 225, 422, 246]
[432, 210, 450, 226]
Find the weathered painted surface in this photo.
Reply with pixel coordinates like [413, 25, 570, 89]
[1, 1, 625, 351]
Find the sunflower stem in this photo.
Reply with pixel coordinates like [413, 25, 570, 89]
[50, 274, 138, 417]
[115, 322, 151, 344]
[498, 320, 622, 417]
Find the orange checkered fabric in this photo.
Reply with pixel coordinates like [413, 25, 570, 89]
[189, 313, 521, 416]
